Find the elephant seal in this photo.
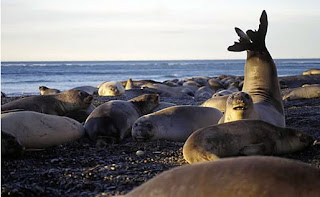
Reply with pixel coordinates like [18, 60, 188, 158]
[1, 111, 85, 149]
[98, 81, 125, 96]
[218, 92, 259, 124]
[84, 94, 160, 142]
[302, 68, 320, 75]
[150, 102, 176, 113]
[2, 131, 24, 157]
[39, 86, 61, 95]
[183, 120, 314, 164]
[283, 86, 320, 100]
[132, 106, 223, 142]
[121, 156, 320, 197]
[227, 10, 285, 127]
[72, 86, 98, 95]
[1, 89, 93, 116]
[200, 95, 229, 113]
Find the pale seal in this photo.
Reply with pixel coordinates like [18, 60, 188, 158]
[39, 86, 61, 95]
[282, 85, 320, 100]
[302, 68, 320, 75]
[132, 105, 223, 142]
[84, 94, 159, 142]
[98, 81, 125, 96]
[200, 95, 229, 113]
[121, 156, 320, 197]
[1, 111, 85, 149]
[227, 10, 285, 127]
[183, 120, 314, 164]
[218, 92, 259, 124]
[1, 89, 93, 116]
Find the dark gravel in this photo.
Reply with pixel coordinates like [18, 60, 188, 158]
[1, 94, 320, 197]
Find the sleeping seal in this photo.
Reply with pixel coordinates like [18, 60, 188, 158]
[84, 94, 159, 142]
[183, 120, 314, 164]
[121, 156, 320, 197]
[228, 10, 285, 127]
[302, 68, 320, 75]
[1, 89, 93, 116]
[1, 111, 85, 149]
[98, 81, 125, 96]
[132, 106, 223, 142]
[283, 85, 320, 100]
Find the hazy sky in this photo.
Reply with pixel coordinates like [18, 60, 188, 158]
[2, 0, 320, 61]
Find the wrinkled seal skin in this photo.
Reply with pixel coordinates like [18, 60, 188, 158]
[1, 89, 93, 116]
[183, 120, 314, 164]
[84, 94, 159, 142]
[228, 10, 285, 127]
[122, 156, 320, 197]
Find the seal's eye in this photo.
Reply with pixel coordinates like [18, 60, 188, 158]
[245, 94, 250, 99]
[79, 91, 87, 98]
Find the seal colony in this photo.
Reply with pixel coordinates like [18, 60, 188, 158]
[1, 10, 320, 196]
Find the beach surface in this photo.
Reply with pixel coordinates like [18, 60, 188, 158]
[1, 75, 320, 197]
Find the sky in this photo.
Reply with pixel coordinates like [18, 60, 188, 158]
[1, 0, 320, 61]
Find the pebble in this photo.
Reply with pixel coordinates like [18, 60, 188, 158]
[136, 150, 145, 156]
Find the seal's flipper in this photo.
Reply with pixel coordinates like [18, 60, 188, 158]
[228, 10, 268, 52]
[239, 143, 266, 155]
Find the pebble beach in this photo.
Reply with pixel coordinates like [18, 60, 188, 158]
[1, 74, 320, 196]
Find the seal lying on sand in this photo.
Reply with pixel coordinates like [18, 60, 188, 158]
[98, 81, 125, 96]
[1, 89, 93, 116]
[1, 111, 85, 149]
[84, 94, 159, 142]
[2, 131, 24, 157]
[283, 86, 320, 100]
[228, 10, 285, 127]
[120, 156, 320, 197]
[183, 120, 314, 164]
[39, 86, 61, 95]
[132, 106, 223, 142]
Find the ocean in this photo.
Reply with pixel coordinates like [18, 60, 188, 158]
[1, 59, 320, 97]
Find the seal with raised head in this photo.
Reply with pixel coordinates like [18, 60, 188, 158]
[1, 89, 93, 116]
[84, 94, 159, 142]
[132, 105, 223, 142]
[98, 81, 125, 96]
[218, 91, 260, 124]
[39, 86, 61, 95]
[121, 156, 320, 197]
[1, 111, 85, 149]
[228, 10, 285, 127]
[183, 120, 314, 164]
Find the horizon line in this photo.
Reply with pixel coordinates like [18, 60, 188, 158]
[2, 57, 320, 63]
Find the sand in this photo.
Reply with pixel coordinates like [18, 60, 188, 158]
[1, 75, 320, 197]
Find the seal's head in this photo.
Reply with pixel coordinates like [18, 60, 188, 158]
[59, 89, 93, 110]
[227, 91, 253, 111]
[130, 94, 160, 115]
[275, 128, 315, 154]
[132, 117, 157, 142]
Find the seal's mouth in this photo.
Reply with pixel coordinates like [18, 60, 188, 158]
[233, 104, 247, 110]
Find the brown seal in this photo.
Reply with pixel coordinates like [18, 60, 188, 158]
[39, 86, 60, 95]
[122, 156, 320, 197]
[228, 10, 285, 127]
[84, 94, 159, 142]
[183, 120, 314, 164]
[1, 89, 93, 116]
